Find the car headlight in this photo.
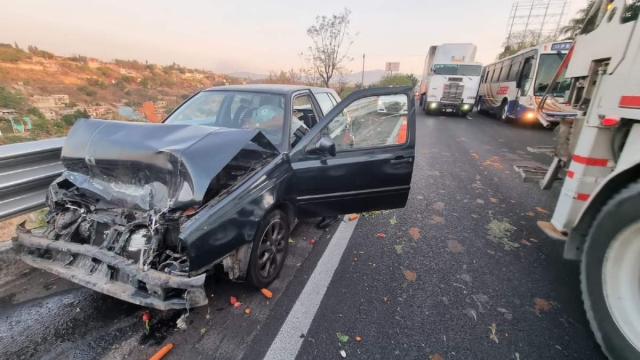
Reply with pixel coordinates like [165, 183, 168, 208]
[429, 103, 438, 109]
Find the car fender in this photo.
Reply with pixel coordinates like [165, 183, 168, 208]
[180, 153, 296, 275]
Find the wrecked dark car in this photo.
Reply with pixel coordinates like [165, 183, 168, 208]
[14, 85, 416, 310]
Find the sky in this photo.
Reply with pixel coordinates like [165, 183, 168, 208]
[1, 0, 587, 76]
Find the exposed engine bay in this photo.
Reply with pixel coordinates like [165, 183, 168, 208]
[14, 119, 279, 310]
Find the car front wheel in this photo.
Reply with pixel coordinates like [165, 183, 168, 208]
[246, 209, 290, 289]
[582, 181, 640, 360]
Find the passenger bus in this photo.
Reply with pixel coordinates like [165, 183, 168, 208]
[477, 41, 577, 126]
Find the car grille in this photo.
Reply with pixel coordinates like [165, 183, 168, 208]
[447, 77, 463, 82]
[441, 82, 464, 103]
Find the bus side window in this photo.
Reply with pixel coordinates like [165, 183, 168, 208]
[507, 55, 523, 82]
[518, 58, 534, 95]
[499, 59, 511, 82]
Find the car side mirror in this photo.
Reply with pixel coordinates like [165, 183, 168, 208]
[311, 136, 336, 157]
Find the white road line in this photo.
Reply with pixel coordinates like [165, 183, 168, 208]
[263, 215, 359, 360]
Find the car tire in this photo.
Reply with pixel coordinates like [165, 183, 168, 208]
[497, 100, 510, 123]
[581, 180, 640, 360]
[246, 209, 290, 289]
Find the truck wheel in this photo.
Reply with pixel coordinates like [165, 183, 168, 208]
[497, 101, 510, 123]
[582, 181, 640, 360]
[246, 209, 290, 289]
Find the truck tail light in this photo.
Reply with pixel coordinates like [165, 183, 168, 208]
[601, 117, 619, 127]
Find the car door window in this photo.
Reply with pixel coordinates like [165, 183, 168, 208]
[293, 94, 319, 130]
[315, 93, 335, 115]
[318, 93, 409, 151]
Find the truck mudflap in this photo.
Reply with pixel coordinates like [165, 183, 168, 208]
[13, 230, 207, 311]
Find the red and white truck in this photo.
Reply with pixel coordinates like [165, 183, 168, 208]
[519, 1, 640, 358]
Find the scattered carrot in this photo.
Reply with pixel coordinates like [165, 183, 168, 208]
[245, 308, 251, 314]
[354, 257, 358, 261]
[310, 238, 316, 245]
[377, 233, 385, 238]
[149, 343, 174, 360]
[261, 288, 273, 299]
[348, 214, 360, 221]
[142, 312, 151, 333]
[356, 336, 362, 342]
[234, 302, 243, 309]
[230, 296, 238, 305]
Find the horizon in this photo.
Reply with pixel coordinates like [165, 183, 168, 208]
[1, 0, 586, 77]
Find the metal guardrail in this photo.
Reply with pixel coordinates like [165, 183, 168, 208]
[0, 138, 65, 222]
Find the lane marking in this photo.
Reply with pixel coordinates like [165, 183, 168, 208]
[263, 215, 359, 360]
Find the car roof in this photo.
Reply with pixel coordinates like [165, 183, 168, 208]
[203, 84, 337, 96]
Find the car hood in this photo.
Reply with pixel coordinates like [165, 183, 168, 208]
[59, 119, 279, 211]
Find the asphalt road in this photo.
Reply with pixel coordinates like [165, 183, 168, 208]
[0, 110, 606, 360]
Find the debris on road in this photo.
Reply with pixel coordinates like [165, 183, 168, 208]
[149, 343, 174, 360]
[428, 215, 445, 225]
[289, 238, 295, 243]
[533, 298, 554, 316]
[429, 354, 444, 360]
[340, 349, 347, 358]
[245, 308, 251, 314]
[389, 216, 398, 225]
[497, 307, 513, 320]
[356, 336, 362, 342]
[142, 312, 151, 333]
[489, 323, 499, 343]
[234, 302, 243, 309]
[409, 227, 420, 240]
[521, 239, 532, 246]
[261, 288, 273, 299]
[490, 198, 499, 203]
[463, 308, 477, 321]
[200, 327, 207, 335]
[376, 233, 385, 238]
[403, 269, 417, 281]
[230, 296, 238, 305]
[535, 206, 550, 214]
[394, 245, 403, 254]
[446, 239, 465, 253]
[310, 238, 316, 245]
[487, 218, 519, 250]
[348, 214, 360, 221]
[482, 156, 504, 169]
[432, 202, 445, 211]
[176, 313, 188, 330]
[525, 212, 535, 217]
[337, 332, 349, 342]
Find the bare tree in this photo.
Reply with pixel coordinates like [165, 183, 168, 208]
[333, 67, 351, 96]
[298, 52, 321, 86]
[499, 31, 557, 59]
[305, 8, 356, 88]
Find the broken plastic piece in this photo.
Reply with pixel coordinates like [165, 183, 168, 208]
[348, 214, 360, 221]
[261, 288, 273, 299]
[149, 343, 174, 360]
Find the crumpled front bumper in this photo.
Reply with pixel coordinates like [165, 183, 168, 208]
[13, 230, 207, 311]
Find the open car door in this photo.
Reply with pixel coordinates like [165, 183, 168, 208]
[290, 87, 416, 218]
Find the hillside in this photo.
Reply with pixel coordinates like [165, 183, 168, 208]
[0, 43, 248, 144]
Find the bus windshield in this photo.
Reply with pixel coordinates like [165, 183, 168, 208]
[432, 64, 482, 76]
[534, 53, 571, 97]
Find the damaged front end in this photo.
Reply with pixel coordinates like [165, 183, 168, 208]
[13, 119, 278, 310]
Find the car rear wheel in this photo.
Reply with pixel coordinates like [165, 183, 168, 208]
[582, 181, 640, 360]
[246, 209, 289, 289]
[476, 98, 488, 116]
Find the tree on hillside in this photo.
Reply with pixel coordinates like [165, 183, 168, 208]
[264, 69, 303, 85]
[0, 86, 27, 110]
[559, 1, 596, 39]
[375, 74, 413, 87]
[499, 31, 556, 59]
[406, 74, 419, 88]
[304, 8, 356, 88]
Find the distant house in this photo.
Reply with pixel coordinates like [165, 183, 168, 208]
[86, 105, 111, 118]
[0, 108, 18, 117]
[51, 94, 70, 105]
[40, 109, 57, 120]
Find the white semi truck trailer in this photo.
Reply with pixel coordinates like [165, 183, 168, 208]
[418, 43, 482, 116]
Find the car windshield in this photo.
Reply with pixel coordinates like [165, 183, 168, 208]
[165, 90, 286, 147]
[535, 53, 570, 97]
[433, 64, 482, 76]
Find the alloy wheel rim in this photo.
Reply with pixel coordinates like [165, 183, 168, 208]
[256, 219, 286, 279]
[603, 220, 640, 352]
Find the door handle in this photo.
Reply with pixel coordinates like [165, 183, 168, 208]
[390, 157, 413, 164]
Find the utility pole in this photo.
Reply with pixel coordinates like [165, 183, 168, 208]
[361, 54, 365, 87]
